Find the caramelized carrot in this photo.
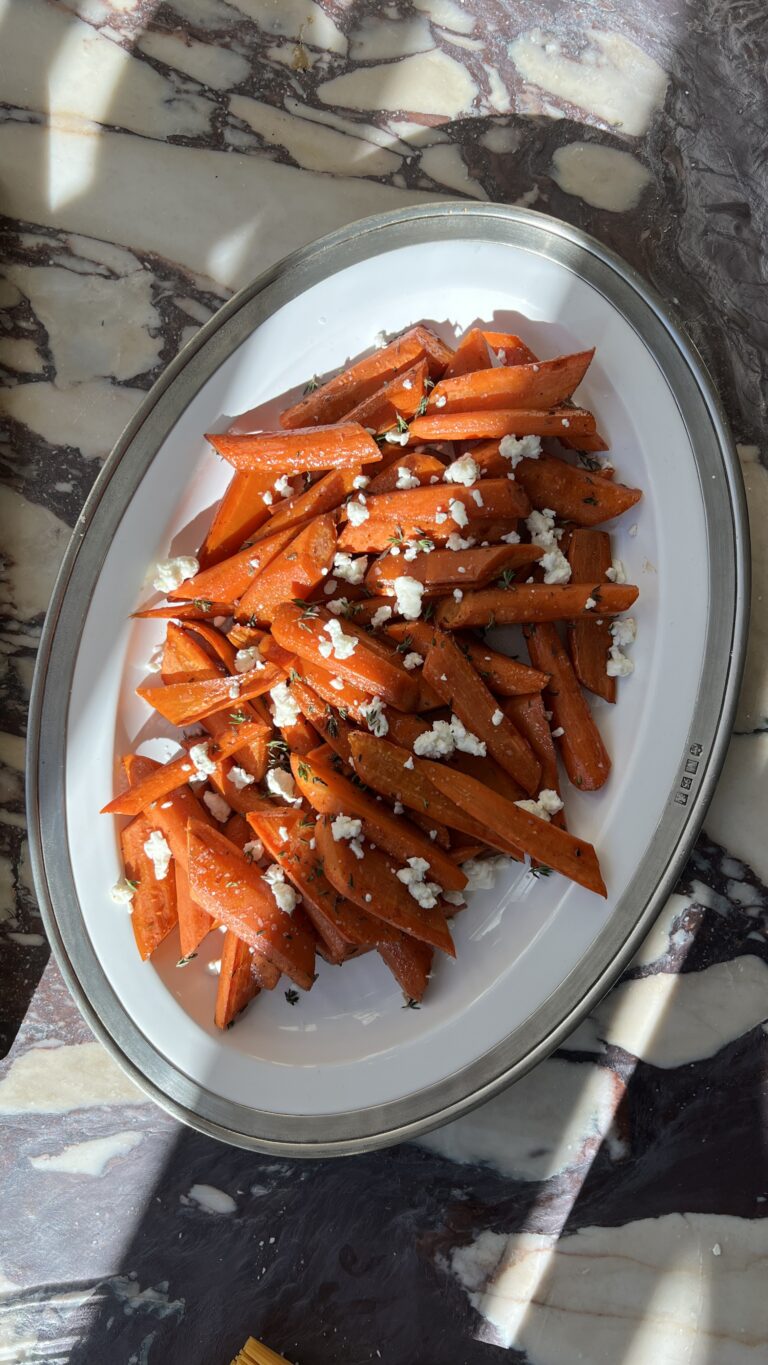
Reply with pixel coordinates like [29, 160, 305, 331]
[524, 622, 611, 791]
[187, 820, 316, 988]
[514, 453, 641, 525]
[102, 723, 267, 816]
[271, 603, 419, 711]
[214, 931, 262, 1029]
[435, 581, 638, 629]
[345, 358, 428, 432]
[207, 423, 381, 474]
[366, 451, 446, 494]
[120, 814, 178, 960]
[385, 621, 548, 696]
[365, 544, 542, 597]
[566, 528, 616, 703]
[482, 331, 537, 365]
[423, 762, 606, 894]
[235, 514, 337, 624]
[428, 350, 594, 415]
[258, 467, 361, 537]
[288, 675, 355, 763]
[133, 601, 234, 621]
[422, 631, 541, 794]
[137, 660, 281, 727]
[168, 527, 296, 604]
[198, 470, 274, 568]
[505, 694, 562, 804]
[338, 479, 529, 552]
[315, 816, 456, 956]
[408, 407, 597, 443]
[443, 328, 493, 379]
[280, 326, 453, 429]
[162, 624, 271, 779]
[378, 937, 433, 1001]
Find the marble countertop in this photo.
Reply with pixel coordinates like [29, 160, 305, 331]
[1, 2, 767, 1361]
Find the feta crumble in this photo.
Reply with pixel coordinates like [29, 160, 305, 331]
[607, 617, 637, 677]
[501, 530, 521, 544]
[363, 696, 388, 737]
[110, 878, 136, 907]
[229, 765, 255, 791]
[323, 578, 338, 595]
[445, 532, 475, 551]
[491, 708, 504, 726]
[448, 498, 469, 528]
[413, 719, 456, 759]
[584, 596, 597, 610]
[462, 856, 508, 891]
[203, 791, 231, 823]
[404, 755, 415, 769]
[273, 474, 293, 498]
[443, 455, 479, 486]
[403, 652, 424, 671]
[515, 789, 564, 821]
[393, 576, 424, 620]
[552, 726, 565, 739]
[396, 857, 442, 908]
[266, 767, 301, 805]
[143, 830, 172, 880]
[539, 547, 571, 585]
[346, 499, 370, 527]
[385, 429, 409, 446]
[353, 474, 369, 491]
[605, 558, 627, 583]
[270, 680, 300, 728]
[470, 489, 484, 507]
[319, 619, 358, 660]
[234, 646, 265, 673]
[333, 552, 368, 585]
[395, 466, 420, 490]
[498, 434, 542, 470]
[262, 490, 274, 506]
[190, 742, 216, 779]
[370, 605, 393, 629]
[228, 680, 241, 699]
[327, 597, 350, 616]
[453, 588, 463, 602]
[330, 676, 345, 691]
[152, 555, 199, 594]
[434, 394, 447, 408]
[243, 839, 263, 863]
[331, 813, 365, 860]
[262, 863, 299, 915]
[450, 714, 486, 756]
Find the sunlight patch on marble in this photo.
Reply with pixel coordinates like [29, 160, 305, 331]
[412, 0, 476, 36]
[509, 29, 668, 137]
[230, 95, 402, 177]
[630, 892, 691, 968]
[453, 1213, 768, 1359]
[29, 1130, 143, 1176]
[0, 1041, 146, 1113]
[735, 444, 767, 732]
[348, 13, 434, 62]
[707, 735, 768, 884]
[3, 379, 143, 460]
[551, 142, 652, 212]
[561, 955, 768, 1066]
[229, 0, 347, 55]
[318, 48, 477, 119]
[0, 488, 71, 621]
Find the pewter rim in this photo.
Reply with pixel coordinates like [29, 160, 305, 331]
[27, 203, 750, 1157]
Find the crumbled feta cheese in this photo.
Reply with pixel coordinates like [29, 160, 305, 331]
[501, 530, 521, 544]
[540, 547, 572, 584]
[450, 714, 486, 756]
[413, 719, 456, 759]
[515, 789, 564, 822]
[228, 680, 241, 699]
[390, 545, 401, 556]
[404, 755, 415, 769]
[320, 618, 358, 659]
[443, 889, 466, 906]
[323, 578, 339, 595]
[607, 616, 637, 677]
[434, 394, 447, 408]
[403, 652, 423, 671]
[143, 829, 173, 880]
[243, 839, 263, 863]
[262, 863, 299, 915]
[561, 418, 570, 429]
[471, 489, 484, 508]
[448, 498, 469, 528]
[327, 597, 350, 616]
[526, 508, 561, 549]
[552, 726, 564, 738]
[262, 489, 274, 506]
[363, 696, 388, 737]
[353, 474, 369, 490]
[385, 429, 409, 446]
[396, 857, 442, 908]
[146, 642, 164, 673]
[499, 434, 542, 470]
[331, 813, 365, 860]
[229, 765, 255, 791]
[234, 646, 265, 673]
[445, 532, 476, 551]
[266, 767, 301, 805]
[584, 596, 597, 610]
[110, 878, 136, 907]
[393, 576, 424, 620]
[152, 555, 199, 593]
[190, 742, 216, 779]
[270, 680, 300, 728]
[395, 466, 420, 490]
[453, 588, 463, 602]
[346, 499, 370, 526]
[273, 474, 292, 498]
[434, 510, 447, 524]
[333, 552, 368, 585]
[364, 892, 373, 902]
[462, 856, 508, 891]
[330, 676, 345, 691]
[203, 790, 231, 823]
[402, 378, 413, 391]
[491, 708, 504, 726]
[393, 802, 404, 815]
[611, 617, 637, 648]
[443, 455, 479, 486]
[605, 558, 627, 583]
[371, 605, 393, 629]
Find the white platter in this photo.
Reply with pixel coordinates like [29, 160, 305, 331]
[28, 205, 749, 1154]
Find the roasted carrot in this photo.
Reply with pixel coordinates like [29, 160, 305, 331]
[198, 470, 274, 568]
[338, 479, 529, 552]
[120, 813, 178, 960]
[345, 358, 428, 432]
[482, 331, 537, 365]
[378, 937, 433, 1001]
[102, 723, 267, 816]
[566, 529, 616, 703]
[168, 526, 296, 604]
[365, 544, 543, 597]
[428, 350, 594, 414]
[422, 763, 606, 895]
[422, 630, 541, 794]
[514, 453, 641, 526]
[187, 820, 316, 988]
[385, 621, 548, 696]
[271, 603, 419, 711]
[524, 622, 611, 791]
[137, 659, 281, 727]
[315, 816, 456, 956]
[443, 328, 493, 379]
[162, 624, 271, 779]
[288, 674, 355, 763]
[450, 751, 525, 806]
[214, 931, 262, 1029]
[505, 694, 562, 804]
[257, 467, 361, 537]
[133, 601, 234, 621]
[207, 423, 381, 474]
[290, 750, 467, 892]
[408, 407, 597, 443]
[235, 514, 337, 624]
[435, 581, 638, 629]
[366, 451, 446, 494]
[280, 326, 453, 429]
[175, 862, 213, 962]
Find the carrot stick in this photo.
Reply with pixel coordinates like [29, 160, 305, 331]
[271, 603, 419, 712]
[214, 931, 262, 1029]
[175, 862, 213, 962]
[408, 407, 597, 443]
[505, 694, 561, 803]
[435, 581, 638, 629]
[235, 514, 337, 624]
[513, 453, 642, 526]
[168, 527, 296, 603]
[338, 479, 530, 552]
[365, 544, 543, 596]
[422, 763, 606, 895]
[366, 451, 446, 494]
[450, 751, 525, 805]
[198, 470, 274, 568]
[559, 430, 611, 454]
[187, 820, 317, 988]
[566, 529, 616, 703]
[120, 814, 178, 960]
[290, 750, 467, 892]
[162, 624, 271, 778]
[443, 328, 493, 379]
[524, 622, 611, 791]
[133, 601, 234, 621]
[377, 937, 433, 1001]
[102, 723, 268, 816]
[345, 357, 428, 432]
[422, 630, 541, 794]
[280, 326, 453, 429]
[206, 423, 381, 474]
[288, 675, 355, 763]
[137, 659, 281, 727]
[347, 732, 521, 856]
[482, 331, 537, 365]
[428, 350, 594, 414]
[314, 816, 456, 956]
[385, 621, 548, 695]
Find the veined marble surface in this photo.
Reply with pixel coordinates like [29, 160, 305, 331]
[1, 1, 767, 1361]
